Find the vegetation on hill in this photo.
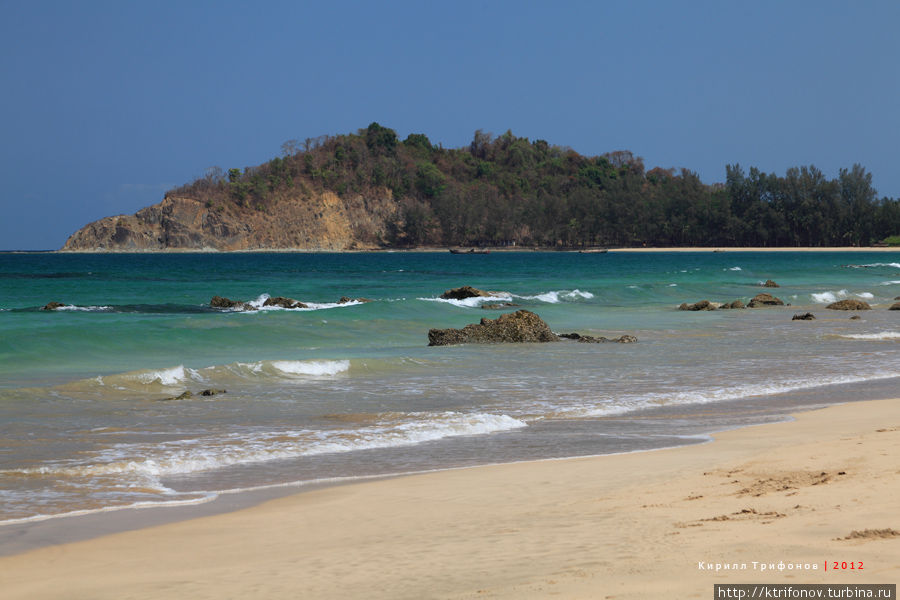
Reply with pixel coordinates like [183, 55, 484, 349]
[166, 123, 900, 248]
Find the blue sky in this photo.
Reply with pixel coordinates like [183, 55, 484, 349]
[2, 0, 898, 250]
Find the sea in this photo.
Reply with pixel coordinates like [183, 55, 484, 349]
[1, 251, 899, 526]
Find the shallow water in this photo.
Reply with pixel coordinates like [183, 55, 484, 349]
[1, 251, 898, 523]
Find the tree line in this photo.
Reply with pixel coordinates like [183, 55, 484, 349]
[166, 122, 900, 247]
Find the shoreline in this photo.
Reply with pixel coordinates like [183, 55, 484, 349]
[1, 398, 898, 599]
[5, 245, 897, 254]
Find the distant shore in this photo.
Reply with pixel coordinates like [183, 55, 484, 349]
[2, 398, 898, 599]
[43, 245, 900, 254]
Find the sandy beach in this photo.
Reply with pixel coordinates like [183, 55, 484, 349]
[609, 246, 900, 253]
[1, 399, 897, 599]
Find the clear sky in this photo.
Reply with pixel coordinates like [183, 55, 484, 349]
[2, 0, 898, 250]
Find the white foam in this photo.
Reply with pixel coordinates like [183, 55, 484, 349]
[856, 292, 874, 299]
[516, 289, 594, 303]
[728, 267, 742, 271]
[811, 290, 848, 303]
[8, 412, 527, 480]
[420, 289, 593, 307]
[241, 293, 365, 312]
[55, 305, 112, 311]
[835, 331, 900, 341]
[269, 360, 350, 377]
[419, 294, 513, 308]
[879, 280, 900, 286]
[861, 263, 900, 269]
[135, 365, 193, 386]
[573, 371, 900, 418]
[245, 293, 271, 309]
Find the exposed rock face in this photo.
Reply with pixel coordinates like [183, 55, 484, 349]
[427, 310, 558, 346]
[481, 303, 520, 310]
[41, 302, 67, 311]
[748, 293, 784, 307]
[559, 333, 638, 343]
[720, 300, 746, 309]
[792, 312, 816, 320]
[338, 296, 372, 304]
[210, 296, 257, 311]
[440, 286, 507, 300]
[890, 302, 900, 311]
[263, 296, 308, 309]
[61, 190, 399, 251]
[763, 279, 780, 288]
[678, 300, 718, 311]
[826, 299, 871, 310]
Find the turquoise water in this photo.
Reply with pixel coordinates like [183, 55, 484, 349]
[1, 251, 899, 522]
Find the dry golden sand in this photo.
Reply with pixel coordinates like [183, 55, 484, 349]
[1, 399, 898, 599]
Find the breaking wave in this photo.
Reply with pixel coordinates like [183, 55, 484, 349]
[419, 289, 593, 307]
[4, 412, 527, 481]
[833, 331, 900, 341]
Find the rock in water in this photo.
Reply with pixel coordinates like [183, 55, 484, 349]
[40, 302, 67, 311]
[678, 300, 716, 311]
[763, 279, 780, 288]
[427, 310, 558, 346]
[826, 299, 871, 311]
[210, 296, 257, 311]
[439, 286, 507, 300]
[720, 300, 746, 309]
[888, 302, 900, 311]
[559, 333, 638, 343]
[748, 293, 784, 308]
[792, 312, 816, 320]
[263, 296, 308, 309]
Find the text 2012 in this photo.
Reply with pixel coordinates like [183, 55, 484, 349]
[826, 561, 863, 571]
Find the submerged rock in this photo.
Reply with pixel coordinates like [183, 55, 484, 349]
[826, 299, 871, 310]
[427, 310, 558, 346]
[792, 312, 816, 321]
[160, 388, 226, 402]
[440, 285, 507, 300]
[338, 296, 372, 304]
[559, 332, 638, 343]
[199, 388, 226, 396]
[481, 303, 520, 310]
[748, 293, 784, 308]
[763, 279, 780, 288]
[850, 315, 862, 320]
[40, 301, 67, 311]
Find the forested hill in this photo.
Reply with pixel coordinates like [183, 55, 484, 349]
[65, 123, 900, 250]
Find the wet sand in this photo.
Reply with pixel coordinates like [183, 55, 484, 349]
[1, 398, 898, 599]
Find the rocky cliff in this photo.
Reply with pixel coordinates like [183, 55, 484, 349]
[62, 189, 399, 251]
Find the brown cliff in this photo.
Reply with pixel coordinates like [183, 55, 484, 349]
[62, 189, 399, 251]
